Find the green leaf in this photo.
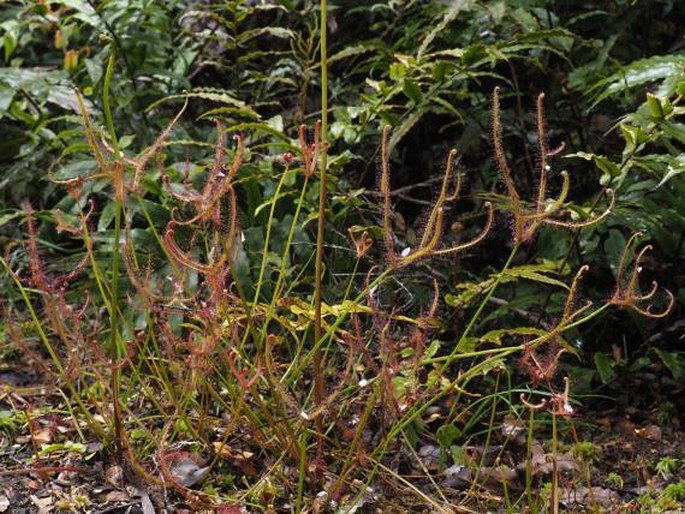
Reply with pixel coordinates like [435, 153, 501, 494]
[594, 352, 617, 384]
[447, 262, 568, 311]
[402, 79, 422, 104]
[479, 327, 546, 346]
[661, 121, 685, 144]
[424, 340, 441, 360]
[2, 24, 17, 61]
[389, 62, 406, 81]
[455, 336, 477, 353]
[652, 348, 684, 380]
[387, 107, 426, 154]
[425, 48, 465, 60]
[588, 54, 685, 108]
[197, 106, 261, 121]
[647, 93, 665, 120]
[451, 445, 467, 465]
[446, 278, 495, 309]
[502, 264, 570, 290]
[58, 0, 100, 27]
[52, 159, 98, 180]
[0, 210, 22, 228]
[437, 424, 461, 449]
[0, 67, 90, 114]
[655, 153, 685, 189]
[567, 151, 621, 185]
[147, 88, 258, 119]
[604, 229, 627, 274]
[418, 0, 475, 59]
[238, 26, 294, 43]
[328, 43, 380, 64]
[0, 83, 15, 118]
[98, 201, 117, 231]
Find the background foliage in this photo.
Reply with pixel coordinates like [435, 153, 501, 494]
[3, 0, 681, 361]
[1, 0, 684, 510]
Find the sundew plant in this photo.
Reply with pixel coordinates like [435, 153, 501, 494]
[0, 1, 680, 512]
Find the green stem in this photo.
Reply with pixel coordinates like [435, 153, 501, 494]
[264, 173, 310, 323]
[526, 406, 536, 511]
[551, 412, 559, 514]
[103, 53, 123, 356]
[312, 0, 329, 474]
[296, 429, 308, 512]
[252, 167, 293, 307]
[103, 52, 125, 456]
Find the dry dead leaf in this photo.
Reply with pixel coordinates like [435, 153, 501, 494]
[105, 490, 131, 502]
[169, 456, 209, 487]
[596, 417, 611, 430]
[517, 441, 581, 477]
[617, 419, 636, 435]
[485, 466, 517, 484]
[29, 494, 53, 513]
[418, 444, 441, 470]
[442, 464, 472, 489]
[561, 486, 620, 508]
[216, 506, 244, 514]
[501, 415, 525, 438]
[105, 464, 124, 488]
[134, 488, 155, 514]
[26, 479, 42, 490]
[636, 424, 662, 441]
[0, 494, 9, 513]
[213, 442, 254, 461]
